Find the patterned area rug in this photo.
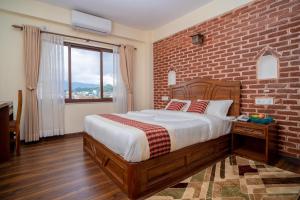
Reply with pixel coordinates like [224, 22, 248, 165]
[147, 156, 300, 200]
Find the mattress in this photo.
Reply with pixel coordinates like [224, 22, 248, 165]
[84, 109, 233, 162]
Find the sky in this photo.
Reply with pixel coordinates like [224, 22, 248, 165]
[64, 46, 114, 85]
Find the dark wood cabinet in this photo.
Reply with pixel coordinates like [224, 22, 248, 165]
[0, 103, 10, 163]
[231, 121, 277, 164]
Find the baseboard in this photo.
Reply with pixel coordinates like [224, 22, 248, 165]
[278, 154, 300, 165]
[20, 132, 83, 144]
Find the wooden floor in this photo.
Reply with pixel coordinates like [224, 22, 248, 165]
[0, 134, 299, 200]
[0, 134, 128, 200]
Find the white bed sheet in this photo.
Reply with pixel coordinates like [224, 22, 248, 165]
[84, 109, 232, 162]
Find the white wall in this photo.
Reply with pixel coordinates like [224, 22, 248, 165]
[151, 0, 253, 42]
[0, 0, 148, 42]
[0, 0, 252, 139]
[0, 0, 153, 138]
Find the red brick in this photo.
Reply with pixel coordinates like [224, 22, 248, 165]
[290, 72, 300, 77]
[267, 84, 287, 88]
[289, 127, 300, 132]
[277, 121, 298, 127]
[270, 0, 291, 9]
[153, 0, 300, 158]
[281, 67, 299, 72]
[283, 100, 298, 104]
[279, 141, 297, 148]
[277, 111, 299, 116]
[279, 33, 299, 41]
[290, 106, 300, 110]
[289, 94, 300, 99]
[249, 84, 265, 89]
[290, 83, 300, 88]
[271, 115, 287, 120]
[289, 116, 300, 121]
[277, 89, 298, 93]
[287, 148, 300, 155]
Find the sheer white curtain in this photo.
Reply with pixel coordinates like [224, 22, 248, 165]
[112, 46, 127, 113]
[37, 34, 65, 138]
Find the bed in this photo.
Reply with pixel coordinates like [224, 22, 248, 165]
[83, 78, 241, 199]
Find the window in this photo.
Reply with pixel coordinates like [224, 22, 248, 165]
[64, 43, 114, 103]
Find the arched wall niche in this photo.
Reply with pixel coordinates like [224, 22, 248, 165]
[256, 47, 280, 80]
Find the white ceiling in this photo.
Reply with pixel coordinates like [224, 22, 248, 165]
[37, 0, 212, 30]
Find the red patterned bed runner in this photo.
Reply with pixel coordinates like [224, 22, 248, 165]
[99, 114, 171, 159]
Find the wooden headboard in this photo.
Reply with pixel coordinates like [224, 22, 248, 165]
[170, 78, 241, 116]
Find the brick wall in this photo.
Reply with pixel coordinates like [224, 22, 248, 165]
[153, 0, 300, 158]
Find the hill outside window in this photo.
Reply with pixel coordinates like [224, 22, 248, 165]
[64, 42, 113, 103]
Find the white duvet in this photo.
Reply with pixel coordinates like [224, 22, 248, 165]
[84, 109, 233, 162]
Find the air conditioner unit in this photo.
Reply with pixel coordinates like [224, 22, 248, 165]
[71, 10, 112, 35]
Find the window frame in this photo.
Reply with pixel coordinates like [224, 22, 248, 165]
[64, 42, 113, 103]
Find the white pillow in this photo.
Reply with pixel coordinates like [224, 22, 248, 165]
[205, 100, 233, 118]
[165, 99, 191, 112]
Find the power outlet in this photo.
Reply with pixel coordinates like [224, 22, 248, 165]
[255, 97, 274, 105]
[161, 96, 169, 101]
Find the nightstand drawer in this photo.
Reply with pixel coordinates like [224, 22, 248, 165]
[232, 123, 265, 138]
[231, 121, 277, 164]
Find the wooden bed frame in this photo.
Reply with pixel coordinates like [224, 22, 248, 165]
[83, 78, 241, 199]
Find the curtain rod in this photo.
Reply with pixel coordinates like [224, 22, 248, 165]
[12, 25, 137, 49]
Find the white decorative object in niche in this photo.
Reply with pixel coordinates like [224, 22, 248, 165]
[256, 48, 279, 80]
[168, 69, 176, 86]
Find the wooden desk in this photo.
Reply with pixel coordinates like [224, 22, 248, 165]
[0, 101, 13, 163]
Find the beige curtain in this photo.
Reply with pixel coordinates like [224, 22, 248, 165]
[23, 25, 41, 142]
[119, 45, 135, 111]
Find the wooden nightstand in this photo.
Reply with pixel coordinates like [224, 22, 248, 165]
[231, 121, 277, 164]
